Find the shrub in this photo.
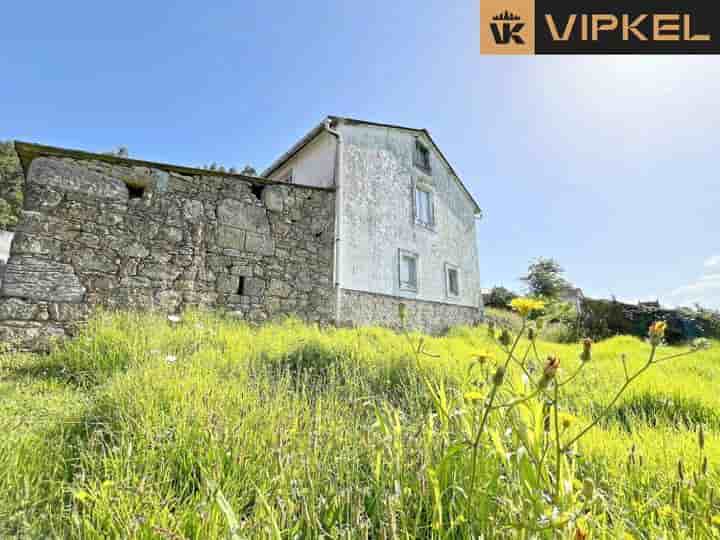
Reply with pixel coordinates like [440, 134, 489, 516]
[484, 286, 517, 308]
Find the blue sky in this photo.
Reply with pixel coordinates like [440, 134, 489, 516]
[2, 1, 719, 308]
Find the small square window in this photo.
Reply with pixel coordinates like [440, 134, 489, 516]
[414, 140, 431, 172]
[399, 250, 419, 291]
[446, 264, 460, 297]
[414, 185, 434, 227]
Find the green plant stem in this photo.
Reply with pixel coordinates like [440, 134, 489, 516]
[468, 321, 526, 499]
[553, 382, 562, 500]
[562, 345, 657, 452]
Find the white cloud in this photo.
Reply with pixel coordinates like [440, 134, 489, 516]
[704, 255, 720, 270]
[666, 265, 720, 310]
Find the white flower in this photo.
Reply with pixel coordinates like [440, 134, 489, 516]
[167, 315, 181, 324]
[166, 355, 177, 364]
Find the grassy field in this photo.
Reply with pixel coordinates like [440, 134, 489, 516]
[1, 311, 719, 539]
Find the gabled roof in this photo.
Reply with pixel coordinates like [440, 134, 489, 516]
[262, 116, 482, 216]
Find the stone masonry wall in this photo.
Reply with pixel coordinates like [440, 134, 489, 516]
[0, 145, 336, 350]
[338, 288, 480, 335]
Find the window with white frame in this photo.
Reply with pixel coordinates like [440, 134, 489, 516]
[399, 250, 419, 291]
[445, 263, 460, 297]
[414, 183, 434, 227]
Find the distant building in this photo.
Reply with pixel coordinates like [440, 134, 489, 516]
[558, 286, 584, 311]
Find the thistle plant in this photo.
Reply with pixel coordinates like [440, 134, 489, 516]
[402, 298, 713, 536]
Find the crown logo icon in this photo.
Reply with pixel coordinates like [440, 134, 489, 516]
[492, 10, 523, 21]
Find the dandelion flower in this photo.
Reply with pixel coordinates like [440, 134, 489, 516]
[510, 297, 546, 317]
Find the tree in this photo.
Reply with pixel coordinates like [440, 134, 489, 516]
[241, 165, 257, 176]
[485, 286, 517, 309]
[521, 257, 570, 299]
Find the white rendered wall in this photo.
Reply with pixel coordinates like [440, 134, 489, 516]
[267, 131, 337, 188]
[337, 122, 481, 308]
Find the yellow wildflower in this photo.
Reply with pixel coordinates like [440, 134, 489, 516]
[648, 321, 667, 345]
[464, 391, 484, 402]
[510, 297, 546, 317]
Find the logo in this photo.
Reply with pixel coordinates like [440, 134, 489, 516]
[480, 0, 720, 55]
[490, 11, 526, 45]
[480, 0, 534, 55]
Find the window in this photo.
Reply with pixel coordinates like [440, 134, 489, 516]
[445, 264, 460, 297]
[414, 139, 431, 172]
[414, 184, 434, 227]
[399, 250, 419, 291]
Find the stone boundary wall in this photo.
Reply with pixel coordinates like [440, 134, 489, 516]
[338, 288, 481, 334]
[0, 143, 336, 350]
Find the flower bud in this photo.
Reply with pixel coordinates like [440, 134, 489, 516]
[492, 365, 506, 386]
[648, 321, 667, 346]
[582, 478, 594, 499]
[499, 329, 512, 348]
[580, 338, 593, 363]
[487, 320, 496, 339]
[539, 356, 560, 389]
[702, 456, 708, 476]
[527, 328, 536, 342]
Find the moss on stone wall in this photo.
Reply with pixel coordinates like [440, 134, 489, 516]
[0, 142, 25, 230]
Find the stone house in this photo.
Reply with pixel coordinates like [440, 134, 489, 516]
[263, 117, 483, 331]
[0, 117, 482, 349]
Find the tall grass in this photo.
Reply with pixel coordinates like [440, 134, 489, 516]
[1, 311, 719, 538]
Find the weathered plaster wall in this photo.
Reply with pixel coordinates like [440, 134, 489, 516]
[0, 146, 336, 349]
[337, 122, 481, 311]
[267, 131, 337, 188]
[339, 289, 480, 334]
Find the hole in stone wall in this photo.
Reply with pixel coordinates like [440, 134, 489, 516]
[127, 185, 145, 199]
[250, 184, 265, 202]
[238, 276, 246, 295]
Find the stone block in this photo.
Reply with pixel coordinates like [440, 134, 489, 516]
[245, 232, 274, 256]
[216, 226, 245, 251]
[262, 185, 287, 213]
[1, 255, 86, 303]
[28, 157, 128, 202]
[217, 199, 270, 233]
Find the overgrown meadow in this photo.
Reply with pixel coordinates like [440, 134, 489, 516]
[1, 310, 719, 539]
